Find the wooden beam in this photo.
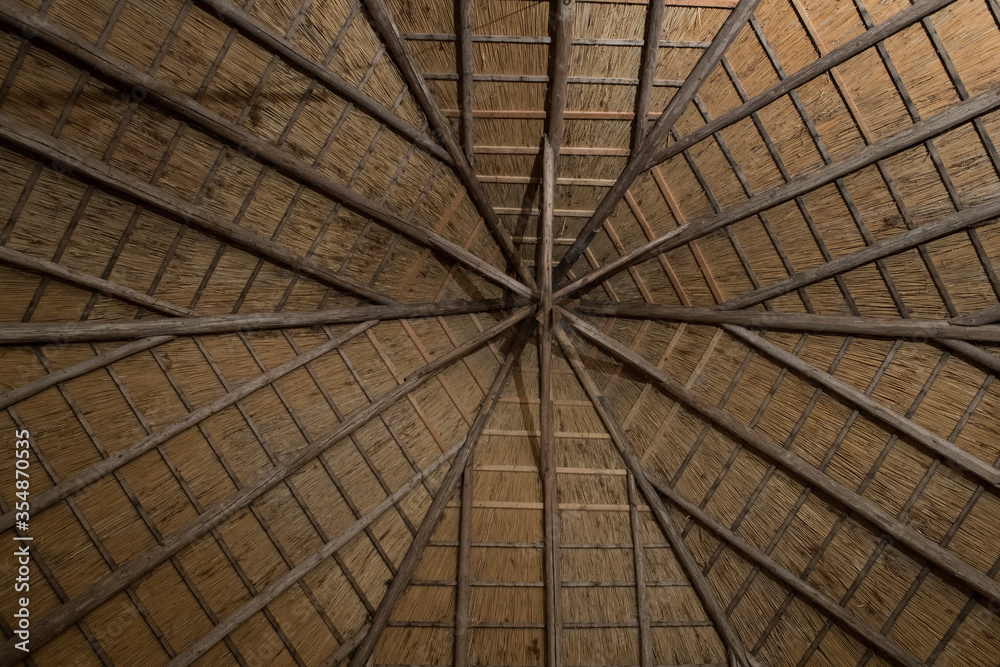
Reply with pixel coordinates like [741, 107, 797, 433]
[553, 0, 762, 281]
[0, 298, 526, 344]
[573, 301, 1000, 343]
[166, 440, 464, 666]
[546, 0, 576, 153]
[555, 328, 754, 667]
[952, 302, 1000, 326]
[539, 292, 560, 667]
[193, 0, 450, 163]
[559, 308, 1000, 609]
[0, 308, 531, 662]
[456, 0, 475, 162]
[554, 81, 1000, 300]
[359, 0, 536, 290]
[642, 0, 957, 169]
[632, 0, 666, 150]
[454, 457, 474, 667]
[348, 320, 533, 666]
[646, 477, 924, 667]
[720, 324, 1000, 487]
[0, 6, 530, 299]
[627, 473, 652, 667]
[0, 117, 394, 306]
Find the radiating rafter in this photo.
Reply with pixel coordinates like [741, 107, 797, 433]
[0, 307, 531, 662]
[555, 327, 755, 667]
[554, 80, 1000, 300]
[0, 5, 530, 299]
[0, 297, 527, 344]
[347, 320, 534, 667]
[360, 0, 537, 289]
[560, 308, 1000, 609]
[631, 0, 666, 151]
[456, 0, 475, 162]
[553, 0, 763, 281]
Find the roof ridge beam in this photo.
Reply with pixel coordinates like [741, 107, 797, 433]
[573, 301, 1000, 343]
[560, 308, 1000, 609]
[193, 0, 451, 163]
[0, 308, 531, 663]
[0, 297, 527, 344]
[556, 327, 755, 667]
[554, 80, 1000, 300]
[360, 0, 537, 290]
[0, 5, 530, 298]
[553, 0, 762, 281]
[348, 319, 534, 666]
[646, 476, 925, 667]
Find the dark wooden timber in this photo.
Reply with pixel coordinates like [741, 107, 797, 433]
[360, 0, 536, 289]
[0, 298, 528, 344]
[0, 308, 531, 662]
[952, 303, 1000, 326]
[194, 0, 451, 163]
[546, 0, 576, 153]
[540, 306, 561, 666]
[454, 457, 474, 667]
[554, 81, 1000, 300]
[0, 5, 530, 298]
[632, 0, 666, 150]
[560, 308, 1000, 609]
[553, 0, 762, 281]
[647, 477, 925, 667]
[556, 328, 754, 667]
[456, 0, 475, 162]
[642, 0, 957, 168]
[627, 474, 652, 667]
[573, 301, 1000, 343]
[348, 321, 533, 667]
[167, 441, 466, 666]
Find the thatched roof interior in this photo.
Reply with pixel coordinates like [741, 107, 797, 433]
[1, 0, 1000, 665]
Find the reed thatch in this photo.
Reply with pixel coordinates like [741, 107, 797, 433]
[1, 0, 1000, 665]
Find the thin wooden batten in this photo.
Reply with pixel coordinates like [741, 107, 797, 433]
[0, 298, 527, 344]
[0, 308, 531, 663]
[360, 0, 536, 290]
[0, 5, 530, 298]
[555, 80, 1000, 300]
[560, 309, 1000, 610]
[573, 302, 1000, 343]
[348, 320, 533, 666]
[555, 328, 754, 667]
[553, 0, 763, 281]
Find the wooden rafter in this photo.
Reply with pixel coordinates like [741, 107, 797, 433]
[456, 0, 475, 162]
[0, 5, 531, 299]
[360, 0, 536, 289]
[193, 0, 451, 163]
[348, 320, 533, 666]
[454, 453, 475, 667]
[647, 477, 925, 667]
[574, 301, 1000, 343]
[555, 327, 755, 667]
[560, 308, 1000, 610]
[0, 308, 531, 662]
[632, 0, 666, 150]
[0, 298, 527, 344]
[554, 80, 1000, 300]
[553, 0, 762, 281]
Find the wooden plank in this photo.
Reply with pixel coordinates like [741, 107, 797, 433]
[553, 0, 762, 280]
[573, 301, 1000, 343]
[0, 6, 531, 299]
[560, 309, 1000, 610]
[0, 298, 526, 344]
[556, 328, 754, 667]
[360, 0, 535, 289]
[647, 477, 924, 667]
[348, 321, 533, 666]
[193, 0, 450, 163]
[555, 80, 1000, 300]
